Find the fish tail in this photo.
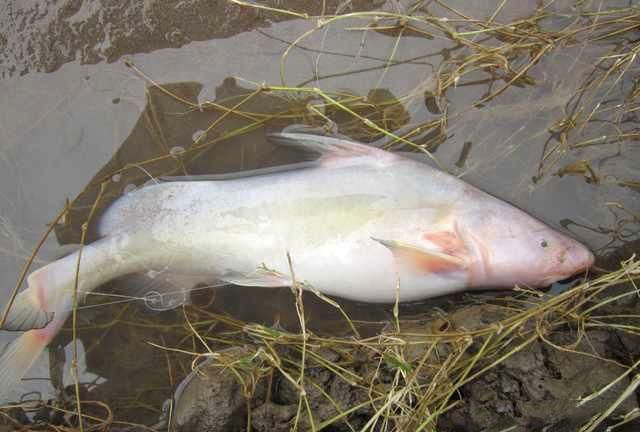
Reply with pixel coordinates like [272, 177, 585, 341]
[0, 329, 52, 400]
[1, 262, 64, 331]
[1, 292, 53, 333]
[0, 264, 71, 401]
[0, 234, 140, 400]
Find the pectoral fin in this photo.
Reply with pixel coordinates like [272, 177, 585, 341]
[371, 237, 467, 274]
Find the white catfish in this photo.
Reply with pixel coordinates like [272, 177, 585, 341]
[0, 133, 593, 398]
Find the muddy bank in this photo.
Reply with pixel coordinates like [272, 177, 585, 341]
[167, 302, 640, 432]
[0, 0, 382, 78]
[4, 288, 637, 432]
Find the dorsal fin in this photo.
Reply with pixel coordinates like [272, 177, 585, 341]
[267, 133, 397, 167]
[158, 133, 397, 184]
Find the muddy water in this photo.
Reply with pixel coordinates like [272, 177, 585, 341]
[0, 0, 638, 425]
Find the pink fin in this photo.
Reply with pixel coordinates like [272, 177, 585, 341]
[422, 230, 465, 255]
[372, 237, 467, 274]
[0, 313, 68, 401]
[1, 268, 54, 331]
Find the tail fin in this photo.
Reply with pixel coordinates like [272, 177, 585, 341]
[0, 234, 137, 401]
[0, 264, 70, 402]
[0, 330, 51, 401]
[1, 288, 54, 331]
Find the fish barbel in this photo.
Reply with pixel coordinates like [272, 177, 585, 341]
[0, 133, 593, 398]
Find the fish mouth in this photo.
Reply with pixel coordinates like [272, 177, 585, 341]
[539, 247, 595, 286]
[565, 243, 596, 273]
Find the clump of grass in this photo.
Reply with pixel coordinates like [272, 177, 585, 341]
[164, 256, 638, 431]
[2, 1, 640, 431]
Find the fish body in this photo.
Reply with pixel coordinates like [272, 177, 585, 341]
[0, 133, 594, 399]
[99, 158, 470, 302]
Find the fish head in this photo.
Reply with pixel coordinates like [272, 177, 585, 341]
[461, 206, 595, 288]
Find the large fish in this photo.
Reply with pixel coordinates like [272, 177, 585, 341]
[0, 133, 593, 398]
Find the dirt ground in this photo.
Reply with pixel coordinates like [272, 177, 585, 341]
[167, 302, 640, 432]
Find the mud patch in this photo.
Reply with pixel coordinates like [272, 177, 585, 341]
[0, 0, 382, 78]
[169, 303, 640, 432]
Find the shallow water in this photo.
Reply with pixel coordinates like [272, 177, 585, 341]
[0, 0, 638, 424]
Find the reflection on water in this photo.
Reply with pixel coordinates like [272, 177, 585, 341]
[0, 0, 638, 425]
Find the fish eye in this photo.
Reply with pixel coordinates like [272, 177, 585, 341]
[540, 240, 548, 248]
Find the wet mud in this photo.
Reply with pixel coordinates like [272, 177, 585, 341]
[0, 0, 382, 78]
[168, 303, 640, 432]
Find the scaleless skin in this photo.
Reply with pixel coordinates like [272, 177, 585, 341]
[0, 133, 594, 399]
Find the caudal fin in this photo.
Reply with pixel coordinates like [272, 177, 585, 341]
[1, 288, 54, 331]
[0, 330, 49, 401]
[0, 264, 69, 401]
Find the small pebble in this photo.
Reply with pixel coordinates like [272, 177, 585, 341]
[170, 146, 185, 157]
[192, 130, 206, 142]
